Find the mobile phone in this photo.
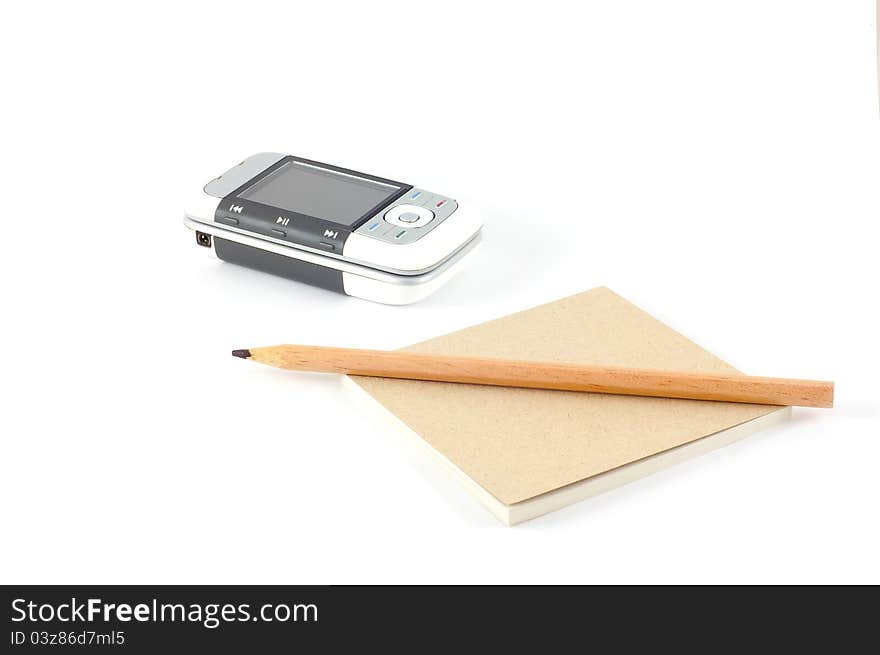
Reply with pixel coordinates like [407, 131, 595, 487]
[184, 153, 483, 304]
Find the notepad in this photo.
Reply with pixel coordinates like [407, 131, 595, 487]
[345, 287, 790, 525]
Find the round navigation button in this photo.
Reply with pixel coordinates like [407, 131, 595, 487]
[383, 204, 435, 228]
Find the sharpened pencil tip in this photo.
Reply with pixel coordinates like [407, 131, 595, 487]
[232, 349, 252, 359]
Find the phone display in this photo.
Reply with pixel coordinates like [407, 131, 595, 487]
[238, 160, 402, 227]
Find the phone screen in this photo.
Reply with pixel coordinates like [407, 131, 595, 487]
[238, 160, 403, 226]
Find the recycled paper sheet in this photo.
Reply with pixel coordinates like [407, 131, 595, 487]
[351, 287, 778, 506]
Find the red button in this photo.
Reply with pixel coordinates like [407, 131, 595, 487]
[436, 200, 446, 207]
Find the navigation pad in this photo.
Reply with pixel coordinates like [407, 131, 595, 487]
[353, 189, 458, 245]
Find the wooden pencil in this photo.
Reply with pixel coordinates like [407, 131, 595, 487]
[231, 344, 834, 408]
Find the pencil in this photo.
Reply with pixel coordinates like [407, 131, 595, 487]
[231, 344, 834, 408]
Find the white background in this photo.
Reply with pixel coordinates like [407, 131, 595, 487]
[2, 1, 878, 584]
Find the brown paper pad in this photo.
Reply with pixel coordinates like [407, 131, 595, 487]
[349, 287, 787, 523]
